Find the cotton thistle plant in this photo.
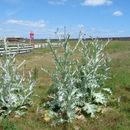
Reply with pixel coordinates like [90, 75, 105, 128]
[42, 32, 112, 124]
[41, 33, 82, 124]
[0, 39, 35, 116]
[75, 38, 112, 117]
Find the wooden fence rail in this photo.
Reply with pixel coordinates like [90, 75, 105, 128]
[33, 43, 62, 48]
[0, 42, 62, 56]
[0, 43, 33, 56]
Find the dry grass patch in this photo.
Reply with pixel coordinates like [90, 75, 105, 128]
[109, 50, 130, 59]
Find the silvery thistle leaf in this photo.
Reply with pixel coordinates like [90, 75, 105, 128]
[83, 103, 98, 118]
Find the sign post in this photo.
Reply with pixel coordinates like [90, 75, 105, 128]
[30, 32, 34, 44]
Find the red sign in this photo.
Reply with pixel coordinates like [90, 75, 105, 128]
[30, 32, 34, 39]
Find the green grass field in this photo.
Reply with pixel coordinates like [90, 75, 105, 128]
[0, 40, 130, 130]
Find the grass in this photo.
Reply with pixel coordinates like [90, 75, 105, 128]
[0, 40, 130, 130]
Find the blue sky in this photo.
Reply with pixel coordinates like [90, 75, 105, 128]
[0, 0, 130, 38]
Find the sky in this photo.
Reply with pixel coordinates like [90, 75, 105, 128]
[0, 0, 130, 39]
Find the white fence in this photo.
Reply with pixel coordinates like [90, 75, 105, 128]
[0, 42, 62, 56]
[0, 43, 33, 56]
[33, 43, 62, 48]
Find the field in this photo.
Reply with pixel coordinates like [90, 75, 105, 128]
[0, 40, 130, 130]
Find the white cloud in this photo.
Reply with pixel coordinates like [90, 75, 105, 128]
[48, 0, 67, 5]
[0, 24, 128, 39]
[119, 30, 125, 33]
[81, 0, 112, 6]
[69, 25, 128, 38]
[5, 19, 46, 28]
[113, 11, 123, 16]
[77, 24, 85, 28]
